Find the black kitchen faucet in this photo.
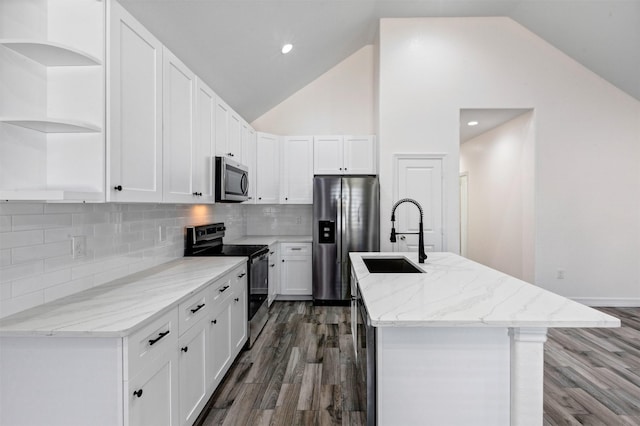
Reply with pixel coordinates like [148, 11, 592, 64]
[390, 198, 428, 263]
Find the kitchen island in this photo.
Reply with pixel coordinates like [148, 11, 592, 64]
[349, 252, 620, 426]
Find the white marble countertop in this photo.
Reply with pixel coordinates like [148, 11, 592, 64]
[228, 235, 311, 245]
[0, 257, 246, 338]
[350, 252, 620, 328]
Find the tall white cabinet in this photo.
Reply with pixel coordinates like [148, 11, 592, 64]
[0, 0, 105, 201]
[107, 0, 163, 202]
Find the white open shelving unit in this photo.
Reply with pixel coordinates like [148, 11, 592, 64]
[0, 0, 106, 202]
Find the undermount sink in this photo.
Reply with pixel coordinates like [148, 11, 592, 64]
[362, 257, 424, 274]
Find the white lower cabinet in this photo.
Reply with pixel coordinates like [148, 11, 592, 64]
[128, 350, 179, 426]
[178, 318, 208, 426]
[279, 243, 312, 296]
[268, 243, 280, 306]
[0, 263, 248, 426]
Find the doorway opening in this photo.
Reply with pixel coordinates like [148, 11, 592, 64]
[459, 108, 535, 282]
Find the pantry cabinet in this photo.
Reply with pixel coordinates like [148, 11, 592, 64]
[0, 0, 105, 201]
[255, 132, 280, 204]
[280, 136, 313, 204]
[107, 0, 163, 202]
[313, 135, 376, 175]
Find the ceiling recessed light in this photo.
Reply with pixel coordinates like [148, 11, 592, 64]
[281, 43, 293, 54]
[467, 121, 479, 126]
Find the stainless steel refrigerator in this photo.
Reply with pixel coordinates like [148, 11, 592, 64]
[313, 176, 380, 302]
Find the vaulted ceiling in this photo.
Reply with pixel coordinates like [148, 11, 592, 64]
[119, 0, 640, 123]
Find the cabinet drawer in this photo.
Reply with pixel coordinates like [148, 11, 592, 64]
[126, 308, 179, 379]
[210, 271, 234, 309]
[281, 243, 311, 256]
[178, 287, 211, 335]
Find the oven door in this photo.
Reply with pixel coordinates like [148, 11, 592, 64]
[249, 252, 268, 320]
[216, 157, 249, 202]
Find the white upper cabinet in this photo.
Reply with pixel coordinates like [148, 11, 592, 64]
[281, 136, 313, 204]
[255, 132, 280, 204]
[214, 97, 230, 159]
[195, 78, 216, 203]
[242, 122, 257, 203]
[0, 0, 105, 202]
[162, 47, 197, 203]
[228, 111, 242, 163]
[313, 135, 377, 175]
[107, 0, 163, 202]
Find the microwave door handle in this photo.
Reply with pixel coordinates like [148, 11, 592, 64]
[241, 173, 248, 195]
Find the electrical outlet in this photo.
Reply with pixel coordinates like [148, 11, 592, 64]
[557, 269, 565, 280]
[72, 236, 87, 259]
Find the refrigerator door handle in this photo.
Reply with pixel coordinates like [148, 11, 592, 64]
[336, 195, 342, 266]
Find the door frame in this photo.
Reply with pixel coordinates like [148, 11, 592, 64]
[459, 172, 469, 258]
[392, 153, 447, 252]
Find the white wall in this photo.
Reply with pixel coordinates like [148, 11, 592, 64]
[0, 203, 245, 318]
[251, 45, 375, 135]
[460, 111, 535, 282]
[379, 17, 640, 304]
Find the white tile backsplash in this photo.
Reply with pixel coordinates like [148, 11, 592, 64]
[0, 202, 246, 318]
[245, 204, 312, 236]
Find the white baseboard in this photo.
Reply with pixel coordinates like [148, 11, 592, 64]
[571, 297, 640, 307]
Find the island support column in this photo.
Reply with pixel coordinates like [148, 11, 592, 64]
[508, 327, 548, 426]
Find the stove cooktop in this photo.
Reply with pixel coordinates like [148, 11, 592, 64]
[192, 244, 268, 257]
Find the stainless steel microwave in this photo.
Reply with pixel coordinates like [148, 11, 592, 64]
[215, 157, 249, 202]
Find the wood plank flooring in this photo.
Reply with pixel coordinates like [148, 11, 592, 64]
[197, 302, 640, 426]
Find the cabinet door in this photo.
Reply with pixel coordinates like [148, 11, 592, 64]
[228, 111, 242, 162]
[280, 256, 312, 296]
[255, 132, 280, 204]
[343, 135, 376, 175]
[313, 135, 343, 175]
[214, 96, 230, 158]
[242, 124, 257, 204]
[267, 244, 280, 306]
[230, 280, 247, 353]
[209, 304, 231, 388]
[162, 47, 196, 203]
[195, 78, 215, 203]
[108, 1, 162, 202]
[281, 136, 313, 204]
[128, 349, 179, 426]
[178, 320, 208, 426]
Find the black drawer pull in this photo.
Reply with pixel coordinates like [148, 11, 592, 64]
[237, 273, 246, 278]
[190, 303, 205, 314]
[219, 285, 230, 293]
[234, 297, 240, 302]
[270, 251, 275, 255]
[181, 346, 188, 353]
[113, 185, 123, 191]
[211, 319, 217, 324]
[148, 330, 170, 346]
[133, 389, 143, 398]
[270, 264, 275, 267]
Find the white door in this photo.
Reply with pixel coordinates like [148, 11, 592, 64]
[195, 78, 215, 203]
[393, 154, 445, 252]
[313, 135, 343, 174]
[162, 47, 196, 203]
[343, 135, 376, 175]
[230, 283, 247, 352]
[178, 321, 208, 426]
[108, 1, 162, 202]
[280, 256, 312, 296]
[255, 132, 280, 204]
[281, 136, 313, 204]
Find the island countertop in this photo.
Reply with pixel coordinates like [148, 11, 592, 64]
[350, 252, 620, 328]
[0, 257, 247, 337]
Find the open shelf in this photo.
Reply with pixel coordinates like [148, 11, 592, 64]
[0, 190, 104, 202]
[0, 39, 101, 66]
[0, 117, 101, 133]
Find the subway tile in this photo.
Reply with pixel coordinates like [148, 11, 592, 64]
[1, 281, 11, 300]
[43, 276, 94, 304]
[72, 212, 110, 226]
[12, 214, 72, 231]
[44, 253, 94, 272]
[44, 203, 93, 214]
[0, 203, 44, 216]
[93, 264, 133, 288]
[11, 241, 71, 264]
[0, 230, 44, 249]
[0, 216, 11, 232]
[0, 249, 10, 267]
[0, 261, 44, 283]
[44, 226, 94, 243]
[0, 291, 44, 319]
[11, 268, 72, 297]
[71, 256, 135, 281]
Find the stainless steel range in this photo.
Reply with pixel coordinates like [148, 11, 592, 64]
[184, 223, 269, 348]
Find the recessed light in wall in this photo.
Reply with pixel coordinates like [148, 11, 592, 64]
[467, 121, 479, 126]
[281, 43, 293, 54]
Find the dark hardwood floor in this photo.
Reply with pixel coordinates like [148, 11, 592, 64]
[197, 302, 640, 426]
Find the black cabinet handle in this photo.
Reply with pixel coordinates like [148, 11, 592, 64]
[190, 303, 205, 314]
[282, 259, 285, 262]
[285, 197, 288, 200]
[219, 285, 230, 293]
[113, 185, 123, 191]
[133, 389, 143, 398]
[270, 264, 275, 267]
[148, 330, 170, 346]
[181, 346, 188, 353]
[270, 251, 275, 255]
[237, 273, 246, 278]
[234, 297, 240, 302]
[258, 197, 262, 200]
[211, 319, 217, 324]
